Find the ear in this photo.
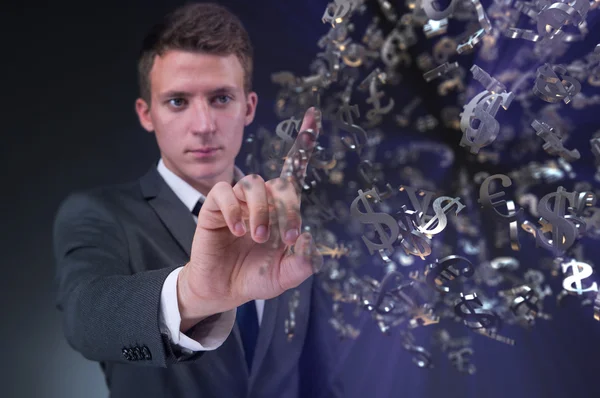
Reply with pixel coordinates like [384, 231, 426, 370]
[244, 92, 258, 126]
[135, 98, 154, 132]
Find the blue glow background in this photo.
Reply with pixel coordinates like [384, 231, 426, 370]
[3, 0, 600, 397]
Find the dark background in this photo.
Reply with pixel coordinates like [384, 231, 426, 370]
[2, 1, 600, 398]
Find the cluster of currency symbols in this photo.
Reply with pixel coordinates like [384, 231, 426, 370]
[240, 0, 600, 374]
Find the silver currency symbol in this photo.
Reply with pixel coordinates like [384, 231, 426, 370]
[477, 174, 523, 223]
[334, 103, 368, 153]
[417, 196, 466, 235]
[421, 0, 455, 20]
[425, 255, 475, 294]
[562, 259, 598, 295]
[350, 188, 399, 256]
[322, 0, 356, 27]
[536, 186, 579, 255]
[396, 206, 433, 260]
[358, 68, 395, 124]
[532, 119, 581, 162]
[454, 292, 501, 330]
[459, 91, 514, 154]
[533, 64, 581, 105]
[449, 347, 476, 374]
[537, 0, 590, 41]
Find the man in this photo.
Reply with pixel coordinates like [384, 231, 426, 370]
[53, 3, 330, 397]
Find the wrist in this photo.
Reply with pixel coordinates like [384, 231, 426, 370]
[177, 265, 209, 333]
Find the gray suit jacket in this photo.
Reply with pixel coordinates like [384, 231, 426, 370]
[53, 162, 317, 398]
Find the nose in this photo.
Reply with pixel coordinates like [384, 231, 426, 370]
[190, 100, 217, 135]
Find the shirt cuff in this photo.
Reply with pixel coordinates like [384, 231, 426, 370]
[159, 266, 236, 352]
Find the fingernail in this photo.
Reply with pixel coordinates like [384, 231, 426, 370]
[285, 228, 299, 242]
[255, 225, 268, 239]
[235, 221, 246, 235]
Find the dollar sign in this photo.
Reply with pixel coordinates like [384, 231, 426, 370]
[417, 196, 465, 235]
[350, 188, 400, 256]
[426, 255, 475, 293]
[459, 91, 513, 154]
[536, 186, 579, 255]
[454, 292, 501, 330]
[532, 119, 581, 162]
[396, 206, 432, 260]
[478, 174, 523, 222]
[562, 259, 599, 295]
[334, 103, 368, 154]
[533, 64, 581, 104]
[275, 116, 301, 144]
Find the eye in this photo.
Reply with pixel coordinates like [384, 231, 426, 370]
[214, 95, 232, 105]
[168, 98, 187, 108]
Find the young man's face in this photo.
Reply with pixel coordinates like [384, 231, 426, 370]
[136, 50, 257, 190]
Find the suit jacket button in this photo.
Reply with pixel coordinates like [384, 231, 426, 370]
[122, 348, 132, 361]
[142, 345, 152, 360]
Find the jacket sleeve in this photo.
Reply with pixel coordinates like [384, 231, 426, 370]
[53, 191, 204, 367]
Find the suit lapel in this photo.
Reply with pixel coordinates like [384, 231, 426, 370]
[139, 163, 196, 259]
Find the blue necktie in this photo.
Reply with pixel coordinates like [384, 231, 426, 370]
[236, 300, 259, 371]
[192, 200, 259, 370]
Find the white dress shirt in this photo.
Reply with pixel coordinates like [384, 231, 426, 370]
[156, 158, 265, 352]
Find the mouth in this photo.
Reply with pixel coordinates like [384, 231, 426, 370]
[189, 147, 222, 158]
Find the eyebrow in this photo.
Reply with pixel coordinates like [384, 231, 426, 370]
[159, 86, 238, 101]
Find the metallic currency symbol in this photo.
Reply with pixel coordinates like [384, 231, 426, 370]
[275, 115, 301, 144]
[398, 185, 436, 225]
[423, 18, 448, 38]
[533, 64, 581, 105]
[425, 255, 475, 293]
[457, 28, 486, 54]
[532, 119, 581, 161]
[477, 174, 523, 222]
[358, 68, 395, 123]
[417, 196, 466, 235]
[454, 292, 501, 330]
[470, 65, 506, 94]
[334, 103, 368, 153]
[322, 0, 356, 27]
[449, 347, 476, 374]
[562, 259, 598, 295]
[422, 0, 455, 20]
[459, 91, 514, 154]
[423, 61, 459, 82]
[504, 285, 539, 325]
[536, 187, 579, 255]
[471, 0, 492, 33]
[537, 0, 590, 41]
[396, 206, 433, 260]
[595, 290, 600, 321]
[400, 330, 433, 368]
[350, 188, 399, 256]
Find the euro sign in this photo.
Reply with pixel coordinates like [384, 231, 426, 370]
[478, 174, 523, 222]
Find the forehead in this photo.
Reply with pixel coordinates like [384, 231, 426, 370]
[149, 50, 244, 94]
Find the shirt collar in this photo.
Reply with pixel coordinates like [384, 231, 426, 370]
[156, 158, 245, 212]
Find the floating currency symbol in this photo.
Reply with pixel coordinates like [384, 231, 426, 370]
[454, 292, 501, 330]
[533, 64, 581, 105]
[334, 103, 368, 154]
[532, 119, 580, 161]
[400, 330, 433, 368]
[536, 0, 590, 41]
[448, 347, 476, 374]
[477, 174, 523, 223]
[425, 255, 475, 293]
[421, 0, 455, 20]
[350, 188, 399, 256]
[562, 259, 599, 295]
[398, 185, 436, 225]
[536, 187, 579, 255]
[274, 116, 302, 155]
[322, 0, 355, 27]
[500, 285, 539, 325]
[396, 206, 432, 260]
[417, 196, 466, 235]
[459, 91, 514, 154]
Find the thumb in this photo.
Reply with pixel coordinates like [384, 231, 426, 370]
[277, 232, 323, 291]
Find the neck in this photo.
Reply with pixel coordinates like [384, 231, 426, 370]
[163, 158, 235, 198]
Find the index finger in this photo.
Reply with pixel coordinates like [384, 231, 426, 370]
[279, 107, 320, 194]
